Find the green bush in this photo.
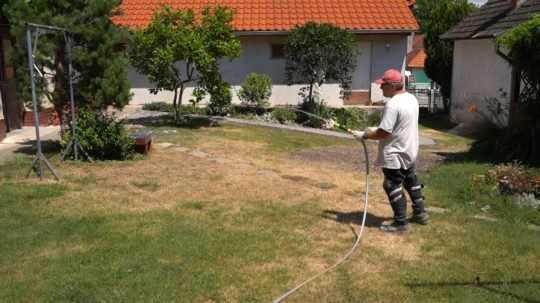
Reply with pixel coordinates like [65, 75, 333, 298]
[271, 107, 297, 124]
[230, 104, 268, 117]
[296, 101, 334, 128]
[63, 110, 135, 161]
[332, 108, 368, 130]
[180, 105, 207, 115]
[367, 110, 382, 126]
[143, 102, 207, 115]
[142, 102, 173, 112]
[238, 73, 272, 109]
[207, 84, 232, 116]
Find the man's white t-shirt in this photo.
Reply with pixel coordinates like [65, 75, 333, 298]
[377, 92, 419, 169]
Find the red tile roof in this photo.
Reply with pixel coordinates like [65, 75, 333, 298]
[407, 34, 425, 68]
[114, 0, 419, 32]
[407, 48, 426, 68]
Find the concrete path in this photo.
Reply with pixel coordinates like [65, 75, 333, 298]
[0, 126, 60, 163]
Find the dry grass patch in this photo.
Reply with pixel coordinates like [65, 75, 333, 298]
[56, 135, 425, 263]
[35, 244, 87, 259]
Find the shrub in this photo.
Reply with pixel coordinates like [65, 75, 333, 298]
[296, 101, 334, 128]
[367, 110, 382, 126]
[271, 107, 297, 124]
[63, 110, 135, 161]
[238, 73, 272, 109]
[180, 105, 207, 115]
[143, 101, 208, 116]
[332, 108, 368, 130]
[486, 162, 538, 196]
[142, 102, 173, 112]
[207, 83, 233, 116]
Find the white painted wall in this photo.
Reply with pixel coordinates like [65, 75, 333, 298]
[129, 34, 409, 107]
[451, 39, 512, 127]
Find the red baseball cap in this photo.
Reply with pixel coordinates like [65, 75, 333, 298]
[375, 69, 403, 85]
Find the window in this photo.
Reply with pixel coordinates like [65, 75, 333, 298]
[270, 44, 286, 59]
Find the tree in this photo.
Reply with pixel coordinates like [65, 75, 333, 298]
[414, 0, 480, 32]
[413, 0, 441, 32]
[418, 0, 475, 112]
[2, 0, 132, 126]
[496, 15, 540, 163]
[285, 22, 356, 112]
[129, 6, 241, 122]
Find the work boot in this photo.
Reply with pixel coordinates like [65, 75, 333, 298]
[380, 221, 409, 233]
[410, 212, 429, 225]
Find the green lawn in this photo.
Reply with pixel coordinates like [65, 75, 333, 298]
[403, 161, 540, 302]
[1, 122, 538, 302]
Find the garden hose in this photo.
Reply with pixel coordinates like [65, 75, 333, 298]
[272, 113, 371, 303]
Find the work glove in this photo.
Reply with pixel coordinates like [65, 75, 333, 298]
[366, 127, 378, 136]
[324, 119, 338, 129]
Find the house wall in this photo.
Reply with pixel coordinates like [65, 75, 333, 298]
[129, 34, 408, 107]
[370, 35, 408, 102]
[451, 39, 512, 127]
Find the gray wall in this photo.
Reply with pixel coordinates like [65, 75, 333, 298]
[451, 39, 512, 127]
[370, 35, 408, 102]
[129, 34, 409, 107]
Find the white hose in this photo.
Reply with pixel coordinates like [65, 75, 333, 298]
[272, 139, 370, 303]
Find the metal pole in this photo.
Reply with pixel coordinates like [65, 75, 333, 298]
[26, 27, 44, 179]
[27, 23, 69, 33]
[66, 35, 78, 160]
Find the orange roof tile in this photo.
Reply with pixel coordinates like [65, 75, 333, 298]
[114, 0, 419, 32]
[407, 48, 426, 68]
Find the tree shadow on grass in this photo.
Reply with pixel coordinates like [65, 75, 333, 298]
[419, 112, 459, 133]
[432, 135, 514, 166]
[13, 140, 62, 157]
[321, 209, 388, 228]
[406, 279, 540, 303]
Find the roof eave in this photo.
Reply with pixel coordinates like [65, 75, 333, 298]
[234, 29, 418, 36]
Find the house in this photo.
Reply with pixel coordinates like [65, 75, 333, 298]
[442, 0, 540, 128]
[0, 14, 22, 141]
[114, 0, 419, 108]
[406, 34, 432, 90]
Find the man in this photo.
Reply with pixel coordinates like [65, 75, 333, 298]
[349, 69, 429, 232]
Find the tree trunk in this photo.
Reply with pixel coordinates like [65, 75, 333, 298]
[303, 81, 316, 114]
[172, 86, 179, 123]
[178, 83, 185, 123]
[508, 67, 522, 128]
[54, 43, 68, 136]
[54, 105, 64, 137]
[308, 82, 314, 106]
[178, 84, 185, 110]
